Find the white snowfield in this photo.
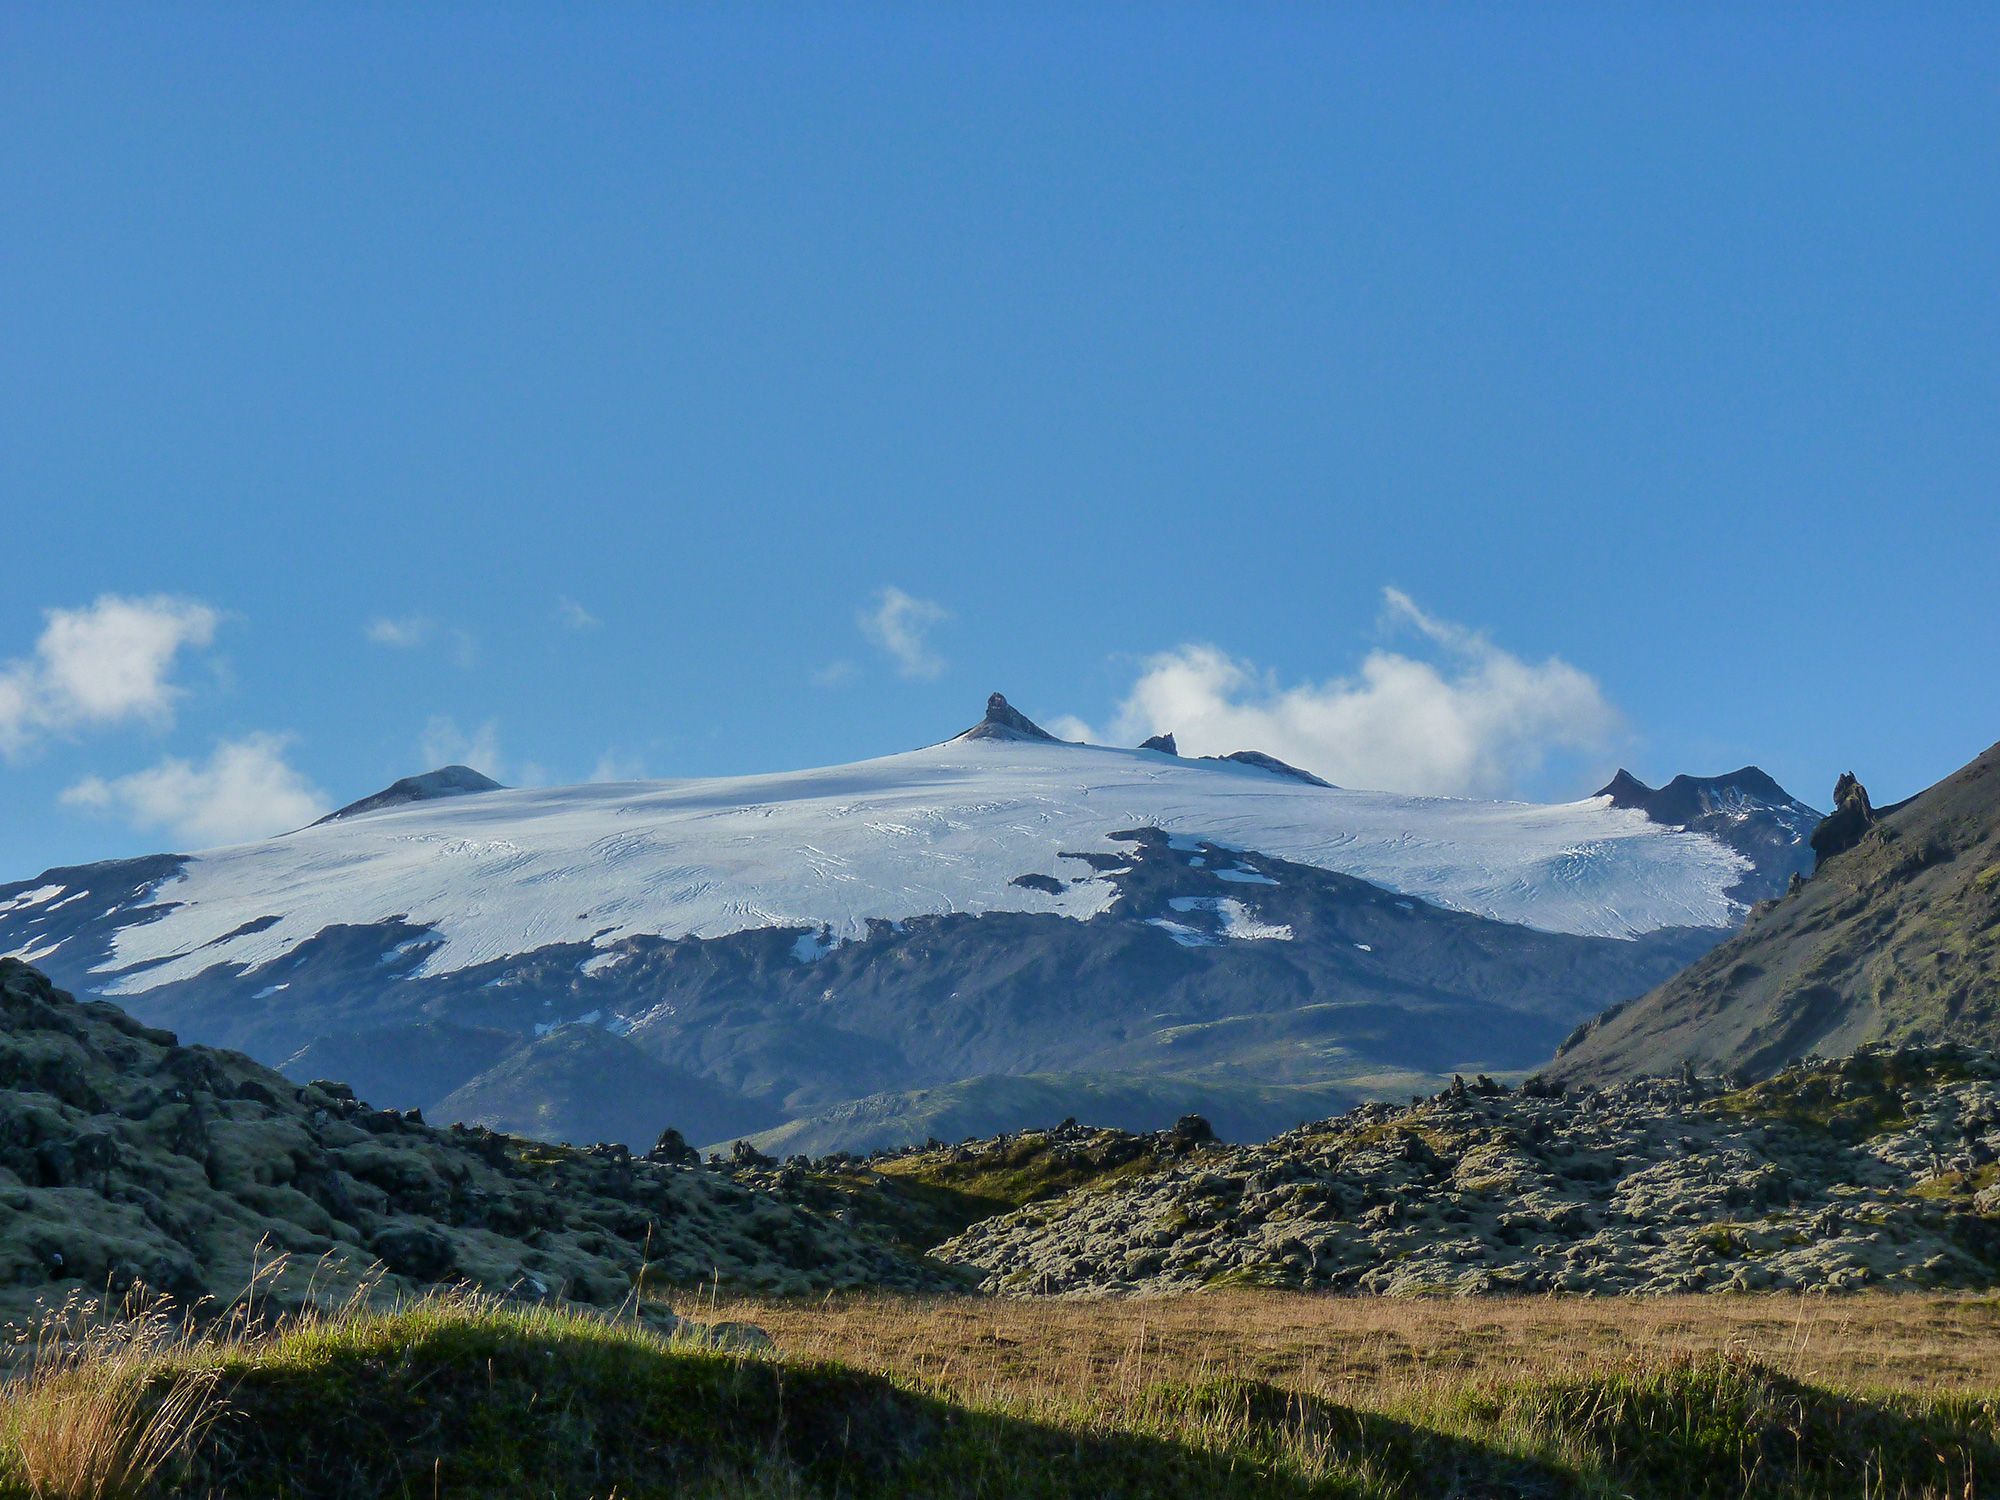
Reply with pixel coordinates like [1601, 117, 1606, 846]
[94, 736, 1752, 993]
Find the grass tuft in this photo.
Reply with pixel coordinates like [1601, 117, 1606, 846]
[0, 1294, 221, 1500]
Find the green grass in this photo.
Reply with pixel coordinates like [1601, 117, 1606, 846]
[2, 1295, 1997, 1498]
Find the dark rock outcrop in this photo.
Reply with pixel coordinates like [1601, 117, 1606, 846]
[1810, 771, 1877, 868]
[316, 765, 505, 825]
[934, 1045, 2000, 1296]
[956, 693, 1061, 744]
[1200, 749, 1334, 788]
[1596, 765, 1821, 902]
[1139, 732, 1179, 755]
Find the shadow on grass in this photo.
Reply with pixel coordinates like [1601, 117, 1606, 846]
[1472, 1357, 2000, 1500]
[71, 1310, 2000, 1500]
[179, 1314, 1367, 1499]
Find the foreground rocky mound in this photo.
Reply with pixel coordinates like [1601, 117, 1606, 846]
[0, 960, 946, 1323]
[935, 1048, 2000, 1295]
[1555, 740, 2000, 1082]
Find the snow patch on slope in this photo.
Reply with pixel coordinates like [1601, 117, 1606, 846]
[1, 885, 66, 914]
[1166, 895, 1293, 942]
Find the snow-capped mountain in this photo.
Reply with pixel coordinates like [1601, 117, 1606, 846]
[0, 695, 1818, 1151]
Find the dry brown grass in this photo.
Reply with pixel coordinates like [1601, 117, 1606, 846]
[0, 1297, 221, 1500]
[2, 1285, 1994, 1498]
[696, 1289, 2000, 1412]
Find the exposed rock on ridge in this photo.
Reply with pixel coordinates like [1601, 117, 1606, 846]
[316, 764, 504, 824]
[1810, 771, 1877, 868]
[1597, 765, 1820, 902]
[1203, 749, 1335, 788]
[956, 693, 1061, 743]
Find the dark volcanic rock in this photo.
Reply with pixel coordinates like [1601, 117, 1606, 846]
[936, 1045, 2000, 1297]
[1139, 733, 1179, 755]
[1597, 765, 1821, 902]
[1810, 771, 1877, 868]
[1200, 750, 1334, 788]
[956, 693, 1061, 743]
[316, 765, 504, 825]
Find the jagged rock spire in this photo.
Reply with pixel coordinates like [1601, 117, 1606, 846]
[956, 693, 1059, 743]
[1810, 771, 1876, 867]
[1139, 732, 1179, 755]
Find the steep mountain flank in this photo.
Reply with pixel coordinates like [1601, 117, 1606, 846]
[434, 1023, 779, 1148]
[1554, 742, 2000, 1082]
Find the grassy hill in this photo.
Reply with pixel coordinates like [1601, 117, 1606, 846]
[2, 1292, 1996, 1498]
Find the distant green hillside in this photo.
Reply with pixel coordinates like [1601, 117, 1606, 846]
[719, 1067, 1384, 1158]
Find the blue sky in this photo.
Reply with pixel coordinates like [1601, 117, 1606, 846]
[2, 4, 1995, 873]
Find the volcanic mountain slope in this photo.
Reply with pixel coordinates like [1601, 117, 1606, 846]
[0, 696, 1815, 1153]
[1553, 740, 2000, 1082]
[0, 960, 948, 1326]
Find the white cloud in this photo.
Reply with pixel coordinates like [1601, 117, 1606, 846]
[859, 587, 950, 680]
[590, 749, 647, 782]
[811, 660, 858, 690]
[1045, 714, 1094, 743]
[555, 597, 600, 631]
[0, 595, 221, 756]
[366, 616, 478, 667]
[61, 733, 327, 847]
[1068, 589, 1620, 799]
[364, 616, 432, 648]
[417, 715, 543, 785]
[419, 715, 504, 775]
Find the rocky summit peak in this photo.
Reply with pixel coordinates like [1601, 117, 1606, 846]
[1140, 732, 1179, 756]
[1598, 765, 1797, 812]
[1589, 763, 1819, 903]
[315, 764, 506, 825]
[1598, 769, 1654, 803]
[957, 693, 1060, 744]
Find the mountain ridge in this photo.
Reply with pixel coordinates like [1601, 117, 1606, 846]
[0, 696, 1820, 1153]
